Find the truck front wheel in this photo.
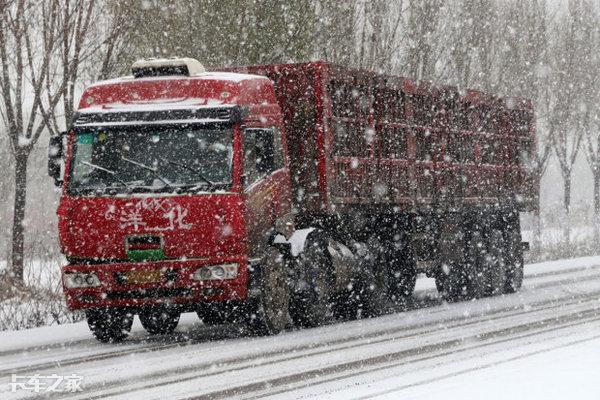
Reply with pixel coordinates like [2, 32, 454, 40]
[139, 306, 180, 335]
[246, 247, 291, 335]
[86, 309, 133, 343]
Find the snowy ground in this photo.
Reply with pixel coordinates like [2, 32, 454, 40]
[522, 226, 595, 246]
[1, 256, 600, 399]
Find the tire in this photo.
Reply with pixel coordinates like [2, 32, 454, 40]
[388, 250, 417, 302]
[462, 231, 487, 299]
[504, 228, 524, 293]
[289, 232, 334, 327]
[435, 260, 474, 302]
[246, 247, 291, 335]
[484, 230, 508, 296]
[139, 306, 180, 335]
[436, 231, 485, 301]
[86, 309, 133, 343]
[337, 241, 388, 320]
[355, 241, 390, 318]
[353, 267, 389, 318]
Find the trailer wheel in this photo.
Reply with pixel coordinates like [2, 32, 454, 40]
[246, 247, 290, 335]
[86, 309, 133, 343]
[388, 252, 417, 302]
[139, 307, 180, 335]
[436, 231, 486, 301]
[504, 229, 524, 293]
[353, 264, 389, 318]
[483, 230, 508, 296]
[290, 233, 334, 327]
[462, 231, 487, 299]
[435, 261, 471, 302]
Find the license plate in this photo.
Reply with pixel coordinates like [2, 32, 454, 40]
[123, 269, 162, 284]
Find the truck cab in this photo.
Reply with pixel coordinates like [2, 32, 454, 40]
[49, 58, 293, 341]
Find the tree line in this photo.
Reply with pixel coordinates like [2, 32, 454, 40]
[0, 0, 598, 284]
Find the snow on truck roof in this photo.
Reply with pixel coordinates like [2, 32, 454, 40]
[78, 98, 232, 113]
[79, 73, 275, 115]
[79, 58, 273, 112]
[80, 67, 273, 115]
[88, 71, 269, 88]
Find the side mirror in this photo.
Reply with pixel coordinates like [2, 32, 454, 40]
[48, 133, 66, 187]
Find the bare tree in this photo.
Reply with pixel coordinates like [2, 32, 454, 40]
[403, 0, 443, 80]
[496, 0, 551, 252]
[314, 0, 358, 66]
[94, 2, 131, 80]
[0, 0, 127, 285]
[441, 0, 498, 90]
[46, 0, 130, 134]
[357, 0, 404, 73]
[583, 105, 600, 240]
[0, 0, 64, 285]
[550, 0, 591, 247]
[580, 4, 600, 239]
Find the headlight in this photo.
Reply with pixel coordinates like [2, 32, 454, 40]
[64, 272, 101, 288]
[193, 264, 238, 281]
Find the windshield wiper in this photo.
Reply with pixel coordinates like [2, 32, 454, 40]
[79, 161, 130, 188]
[160, 158, 216, 189]
[121, 156, 173, 190]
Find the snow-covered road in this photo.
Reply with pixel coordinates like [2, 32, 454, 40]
[2, 256, 600, 400]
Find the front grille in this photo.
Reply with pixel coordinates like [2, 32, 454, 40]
[105, 288, 192, 300]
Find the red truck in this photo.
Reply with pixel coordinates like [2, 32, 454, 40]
[48, 58, 536, 342]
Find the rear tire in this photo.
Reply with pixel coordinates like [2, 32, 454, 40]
[353, 270, 388, 318]
[388, 250, 417, 302]
[139, 307, 180, 335]
[346, 242, 388, 319]
[86, 309, 133, 343]
[289, 232, 334, 327]
[246, 247, 291, 335]
[436, 230, 485, 301]
[504, 228, 524, 293]
[484, 230, 508, 296]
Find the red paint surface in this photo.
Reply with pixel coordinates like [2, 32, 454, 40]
[58, 62, 537, 310]
[60, 71, 287, 310]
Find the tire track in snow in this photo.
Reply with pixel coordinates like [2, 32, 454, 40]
[189, 309, 600, 400]
[0, 260, 581, 358]
[348, 332, 600, 400]
[3, 261, 599, 378]
[51, 287, 600, 400]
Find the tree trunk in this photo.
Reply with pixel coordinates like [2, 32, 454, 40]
[563, 173, 572, 251]
[9, 152, 29, 285]
[532, 173, 542, 255]
[594, 170, 600, 243]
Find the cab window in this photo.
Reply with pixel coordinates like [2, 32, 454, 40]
[243, 128, 283, 186]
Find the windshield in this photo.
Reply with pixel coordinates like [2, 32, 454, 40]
[68, 125, 233, 195]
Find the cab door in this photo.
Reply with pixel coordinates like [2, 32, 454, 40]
[243, 128, 289, 256]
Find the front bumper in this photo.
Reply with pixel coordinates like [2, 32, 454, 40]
[62, 257, 248, 310]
